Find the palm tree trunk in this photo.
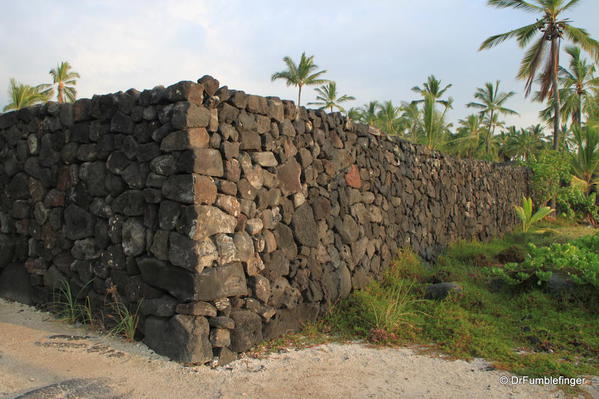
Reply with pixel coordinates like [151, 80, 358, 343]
[297, 85, 302, 108]
[551, 39, 561, 151]
[487, 110, 495, 158]
[58, 82, 64, 104]
[578, 93, 583, 127]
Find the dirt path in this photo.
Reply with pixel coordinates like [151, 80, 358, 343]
[0, 299, 596, 399]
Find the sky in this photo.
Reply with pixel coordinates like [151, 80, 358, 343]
[1, 0, 598, 129]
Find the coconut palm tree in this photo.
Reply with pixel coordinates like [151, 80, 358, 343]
[375, 100, 402, 135]
[271, 52, 328, 107]
[352, 101, 380, 125]
[49, 61, 80, 103]
[467, 81, 519, 135]
[480, 0, 599, 150]
[3, 78, 53, 112]
[504, 125, 547, 161]
[411, 75, 452, 107]
[398, 102, 422, 139]
[308, 82, 355, 113]
[571, 125, 599, 194]
[558, 46, 599, 126]
[452, 114, 485, 159]
[412, 76, 453, 150]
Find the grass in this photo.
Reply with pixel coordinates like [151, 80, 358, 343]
[51, 279, 141, 341]
[311, 222, 598, 393]
[107, 300, 141, 341]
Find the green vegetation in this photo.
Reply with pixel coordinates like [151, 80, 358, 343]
[108, 301, 141, 341]
[4, 60, 80, 111]
[50, 279, 141, 341]
[491, 233, 599, 288]
[3, 78, 53, 111]
[320, 224, 598, 382]
[514, 196, 554, 232]
[52, 279, 88, 324]
[308, 82, 355, 113]
[271, 52, 328, 107]
[480, 0, 599, 150]
[49, 61, 80, 104]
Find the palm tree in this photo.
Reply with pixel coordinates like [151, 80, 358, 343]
[308, 82, 355, 113]
[375, 100, 402, 135]
[353, 101, 380, 125]
[467, 81, 519, 135]
[271, 52, 328, 107]
[411, 75, 452, 107]
[558, 46, 599, 126]
[3, 78, 53, 112]
[412, 76, 453, 149]
[571, 125, 599, 194]
[504, 125, 547, 161]
[49, 61, 80, 103]
[398, 102, 422, 139]
[452, 114, 485, 159]
[480, 0, 599, 150]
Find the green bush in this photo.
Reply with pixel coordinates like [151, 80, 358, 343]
[557, 186, 599, 223]
[525, 150, 572, 206]
[491, 232, 599, 288]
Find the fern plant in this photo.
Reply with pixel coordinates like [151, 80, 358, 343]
[514, 196, 554, 233]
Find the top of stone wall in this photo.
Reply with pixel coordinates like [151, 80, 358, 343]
[0, 75, 524, 172]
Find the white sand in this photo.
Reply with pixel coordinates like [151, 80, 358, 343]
[0, 299, 595, 399]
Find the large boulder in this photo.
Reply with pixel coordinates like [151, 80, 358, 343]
[0, 263, 33, 304]
[229, 310, 263, 352]
[144, 315, 212, 363]
[196, 262, 248, 301]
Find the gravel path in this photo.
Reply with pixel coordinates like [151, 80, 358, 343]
[0, 299, 596, 399]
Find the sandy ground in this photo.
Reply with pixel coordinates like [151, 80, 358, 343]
[0, 299, 596, 399]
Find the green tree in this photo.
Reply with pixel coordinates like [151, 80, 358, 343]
[466, 81, 518, 135]
[452, 114, 485, 159]
[412, 75, 453, 149]
[3, 78, 53, 112]
[271, 52, 328, 107]
[504, 124, 547, 161]
[358, 101, 380, 125]
[571, 125, 599, 194]
[480, 0, 599, 150]
[375, 101, 402, 136]
[308, 82, 355, 112]
[49, 61, 80, 103]
[559, 46, 598, 126]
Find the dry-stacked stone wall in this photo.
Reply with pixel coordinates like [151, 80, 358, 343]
[0, 76, 530, 365]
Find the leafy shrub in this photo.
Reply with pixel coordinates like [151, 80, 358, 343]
[491, 233, 599, 288]
[514, 196, 554, 232]
[557, 186, 598, 224]
[525, 150, 572, 206]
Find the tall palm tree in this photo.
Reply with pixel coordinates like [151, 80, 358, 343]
[308, 82, 355, 112]
[354, 101, 380, 125]
[412, 75, 453, 149]
[49, 61, 80, 103]
[411, 75, 452, 107]
[452, 114, 485, 159]
[571, 125, 599, 194]
[480, 0, 599, 150]
[3, 78, 53, 112]
[558, 46, 599, 126]
[398, 102, 422, 139]
[504, 125, 547, 161]
[467, 81, 519, 135]
[375, 100, 402, 135]
[271, 52, 328, 107]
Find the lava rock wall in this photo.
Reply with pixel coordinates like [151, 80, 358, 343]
[0, 76, 530, 365]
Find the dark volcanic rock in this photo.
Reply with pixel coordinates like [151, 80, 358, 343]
[144, 315, 212, 363]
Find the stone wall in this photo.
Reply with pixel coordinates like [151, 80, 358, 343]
[0, 76, 530, 365]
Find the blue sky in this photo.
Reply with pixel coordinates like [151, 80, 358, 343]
[1, 0, 598, 129]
